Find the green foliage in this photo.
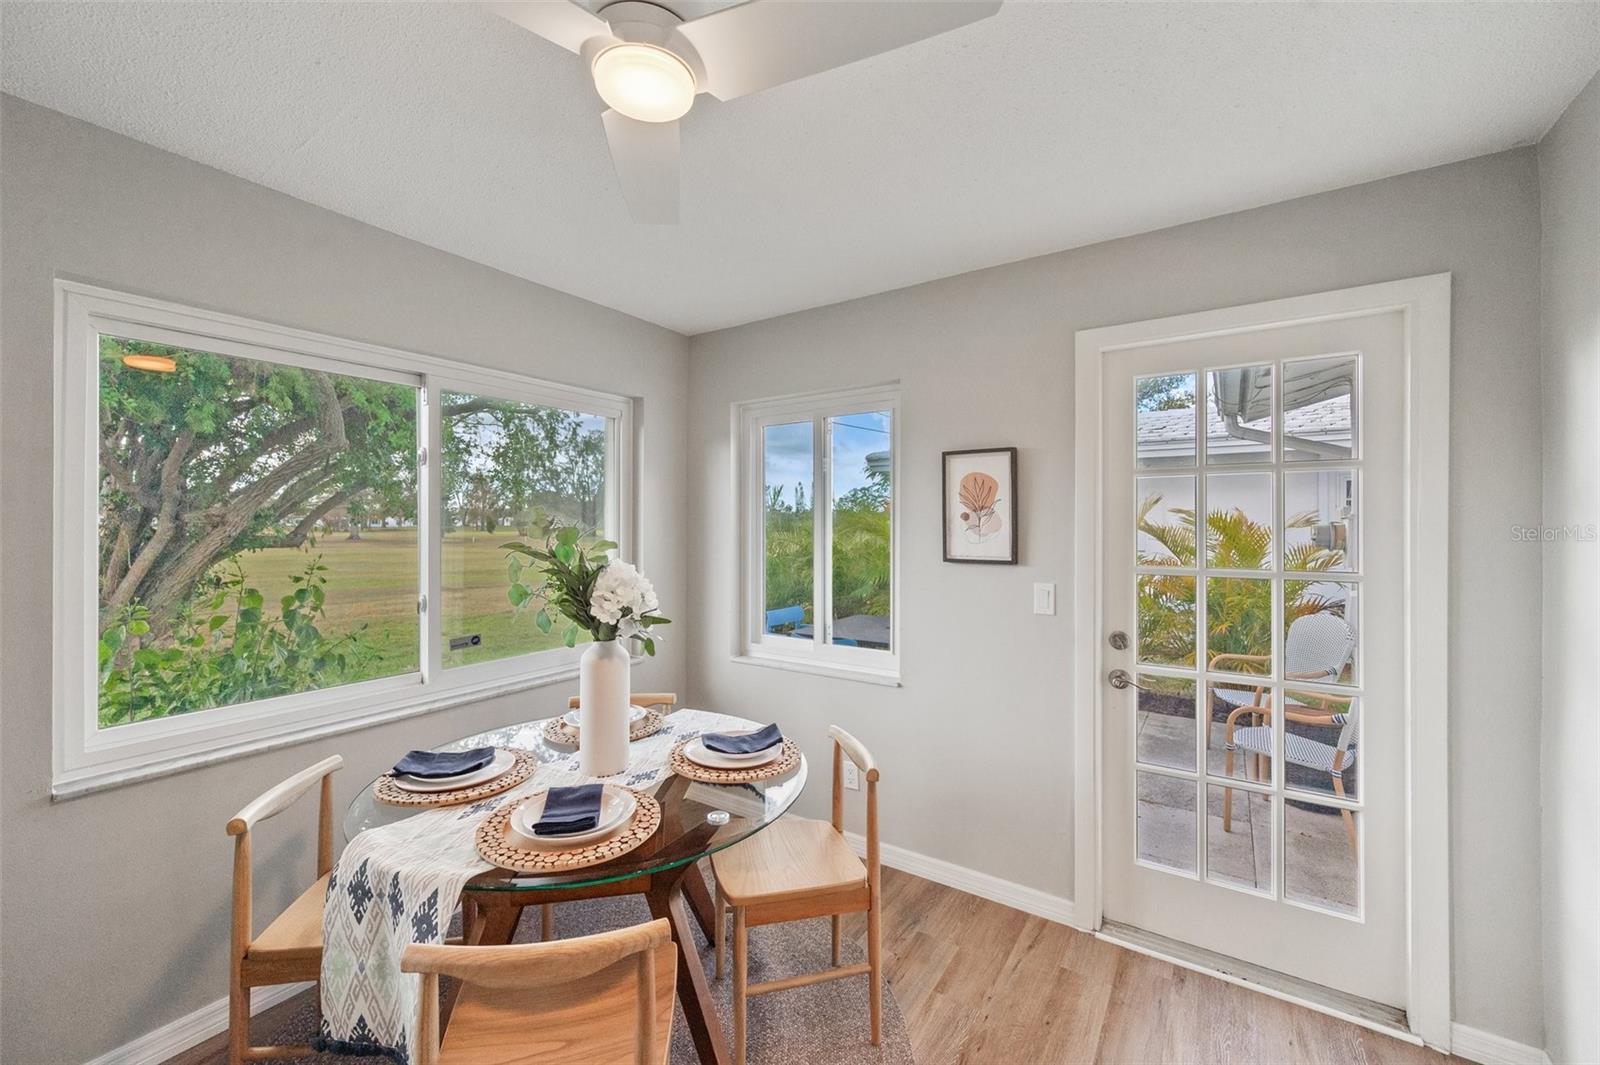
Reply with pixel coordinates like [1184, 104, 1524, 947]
[1136, 374, 1196, 412]
[1136, 495, 1344, 669]
[502, 521, 669, 652]
[441, 395, 605, 533]
[762, 471, 891, 625]
[97, 557, 369, 727]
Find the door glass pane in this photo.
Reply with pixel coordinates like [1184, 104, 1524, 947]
[762, 421, 814, 642]
[1208, 784, 1273, 895]
[1207, 680, 1271, 782]
[441, 391, 609, 668]
[96, 336, 420, 728]
[1283, 690, 1359, 802]
[829, 411, 892, 650]
[1137, 674, 1196, 772]
[1285, 584, 1358, 685]
[1283, 354, 1356, 461]
[1205, 472, 1274, 569]
[1138, 574, 1196, 667]
[1136, 372, 1198, 469]
[1286, 469, 1356, 571]
[1205, 577, 1272, 674]
[1286, 800, 1359, 916]
[1206, 364, 1273, 464]
[1137, 475, 1195, 567]
[1138, 771, 1197, 873]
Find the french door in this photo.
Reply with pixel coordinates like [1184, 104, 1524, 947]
[1099, 311, 1407, 1008]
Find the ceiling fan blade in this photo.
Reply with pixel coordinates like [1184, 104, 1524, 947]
[676, 0, 1001, 101]
[601, 110, 679, 224]
[486, 0, 610, 54]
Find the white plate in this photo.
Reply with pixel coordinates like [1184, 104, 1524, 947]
[508, 785, 637, 848]
[391, 749, 514, 793]
[562, 705, 650, 728]
[684, 734, 784, 770]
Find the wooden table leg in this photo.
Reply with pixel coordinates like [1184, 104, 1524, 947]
[680, 859, 718, 942]
[648, 872, 731, 1065]
[445, 895, 526, 1026]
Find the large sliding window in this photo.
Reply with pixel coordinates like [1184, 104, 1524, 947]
[54, 283, 631, 796]
[736, 385, 899, 684]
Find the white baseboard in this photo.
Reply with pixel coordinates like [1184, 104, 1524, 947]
[84, 981, 312, 1065]
[842, 831, 1076, 926]
[1449, 1023, 1551, 1065]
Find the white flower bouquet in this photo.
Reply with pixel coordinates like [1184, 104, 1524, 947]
[503, 523, 670, 655]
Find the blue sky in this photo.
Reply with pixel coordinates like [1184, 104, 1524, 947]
[764, 410, 891, 507]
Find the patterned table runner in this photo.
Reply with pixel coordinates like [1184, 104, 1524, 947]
[317, 708, 746, 1064]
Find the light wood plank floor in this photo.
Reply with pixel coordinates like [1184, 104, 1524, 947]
[173, 866, 1460, 1065]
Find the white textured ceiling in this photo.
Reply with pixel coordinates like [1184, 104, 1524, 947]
[4, 2, 1599, 334]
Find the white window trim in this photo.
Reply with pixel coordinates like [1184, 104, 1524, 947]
[731, 383, 901, 686]
[52, 280, 635, 799]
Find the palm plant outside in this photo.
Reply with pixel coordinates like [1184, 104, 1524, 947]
[1136, 494, 1345, 675]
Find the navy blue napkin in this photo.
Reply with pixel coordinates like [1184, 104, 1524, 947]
[534, 784, 606, 837]
[701, 723, 783, 755]
[393, 747, 495, 779]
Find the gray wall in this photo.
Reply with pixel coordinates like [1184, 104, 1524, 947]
[686, 149, 1545, 1045]
[1538, 69, 1600, 1065]
[0, 96, 690, 1063]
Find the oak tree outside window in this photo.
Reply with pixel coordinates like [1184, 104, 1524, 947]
[54, 283, 631, 796]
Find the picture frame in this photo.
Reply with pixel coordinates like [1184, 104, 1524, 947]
[942, 447, 1018, 564]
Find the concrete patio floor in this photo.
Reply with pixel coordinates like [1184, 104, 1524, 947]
[1135, 708, 1359, 915]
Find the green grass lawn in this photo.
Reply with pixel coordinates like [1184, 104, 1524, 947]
[224, 528, 579, 680]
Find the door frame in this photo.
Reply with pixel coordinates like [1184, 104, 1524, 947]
[1070, 274, 1452, 1049]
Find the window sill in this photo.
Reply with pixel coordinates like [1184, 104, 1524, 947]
[731, 653, 902, 688]
[50, 665, 584, 802]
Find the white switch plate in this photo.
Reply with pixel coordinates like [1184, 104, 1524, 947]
[842, 759, 861, 791]
[1033, 582, 1056, 616]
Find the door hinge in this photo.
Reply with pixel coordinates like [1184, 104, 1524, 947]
[418, 594, 428, 614]
[418, 446, 428, 466]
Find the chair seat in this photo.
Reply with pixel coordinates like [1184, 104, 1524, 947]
[1228, 726, 1357, 773]
[712, 817, 866, 907]
[246, 873, 328, 965]
[439, 941, 676, 1065]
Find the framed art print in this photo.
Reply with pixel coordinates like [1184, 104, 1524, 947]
[943, 447, 1018, 563]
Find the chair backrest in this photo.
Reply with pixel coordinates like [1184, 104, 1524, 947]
[226, 755, 343, 963]
[765, 605, 805, 631]
[568, 692, 677, 713]
[828, 725, 880, 895]
[1285, 612, 1356, 679]
[402, 919, 673, 1065]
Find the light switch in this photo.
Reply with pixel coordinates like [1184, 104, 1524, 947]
[1033, 582, 1056, 616]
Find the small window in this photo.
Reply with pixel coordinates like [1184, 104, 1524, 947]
[737, 386, 899, 683]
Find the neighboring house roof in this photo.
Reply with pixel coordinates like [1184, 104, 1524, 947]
[1137, 395, 1351, 445]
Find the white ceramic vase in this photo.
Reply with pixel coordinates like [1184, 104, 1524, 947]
[577, 638, 631, 777]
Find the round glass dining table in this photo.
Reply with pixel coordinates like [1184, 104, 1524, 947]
[343, 713, 808, 890]
[341, 710, 807, 1065]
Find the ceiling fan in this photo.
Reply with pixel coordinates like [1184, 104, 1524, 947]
[487, 0, 1002, 223]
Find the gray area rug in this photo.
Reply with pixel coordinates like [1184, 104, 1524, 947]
[228, 884, 914, 1065]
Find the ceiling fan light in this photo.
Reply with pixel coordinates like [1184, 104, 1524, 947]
[591, 43, 695, 123]
[121, 353, 177, 373]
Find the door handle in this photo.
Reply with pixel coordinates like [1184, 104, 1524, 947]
[1107, 669, 1148, 691]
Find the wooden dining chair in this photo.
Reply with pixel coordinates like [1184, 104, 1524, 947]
[710, 726, 880, 1065]
[401, 918, 677, 1065]
[568, 692, 678, 714]
[225, 754, 343, 1065]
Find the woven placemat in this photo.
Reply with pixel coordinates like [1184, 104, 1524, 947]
[474, 789, 661, 873]
[373, 748, 536, 808]
[669, 737, 803, 784]
[542, 709, 665, 747]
